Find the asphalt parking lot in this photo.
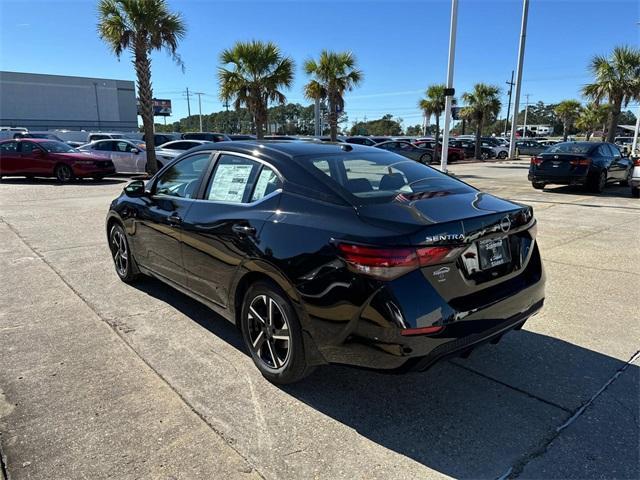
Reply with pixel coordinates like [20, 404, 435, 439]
[1, 158, 638, 480]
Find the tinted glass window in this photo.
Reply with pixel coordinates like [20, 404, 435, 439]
[0, 141, 18, 153]
[155, 152, 211, 198]
[40, 141, 77, 153]
[546, 142, 593, 154]
[115, 141, 132, 152]
[172, 142, 196, 150]
[20, 142, 41, 154]
[301, 151, 474, 204]
[94, 141, 114, 151]
[250, 166, 282, 202]
[205, 155, 260, 203]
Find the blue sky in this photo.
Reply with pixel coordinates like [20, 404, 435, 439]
[1, 0, 638, 127]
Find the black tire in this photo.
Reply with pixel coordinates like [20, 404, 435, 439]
[498, 151, 508, 159]
[240, 281, 314, 384]
[108, 223, 140, 283]
[54, 163, 73, 183]
[480, 152, 489, 161]
[532, 181, 545, 190]
[420, 153, 433, 165]
[632, 186, 640, 198]
[620, 169, 631, 187]
[590, 170, 607, 193]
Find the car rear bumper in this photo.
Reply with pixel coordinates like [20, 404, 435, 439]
[528, 173, 588, 186]
[310, 243, 545, 371]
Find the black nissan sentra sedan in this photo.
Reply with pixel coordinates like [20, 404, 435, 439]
[106, 141, 545, 384]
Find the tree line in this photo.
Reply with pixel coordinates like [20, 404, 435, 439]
[97, 0, 639, 172]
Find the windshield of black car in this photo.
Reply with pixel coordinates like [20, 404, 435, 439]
[40, 141, 78, 153]
[299, 151, 474, 204]
[545, 142, 592, 154]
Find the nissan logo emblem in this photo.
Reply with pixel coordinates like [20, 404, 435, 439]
[500, 216, 511, 233]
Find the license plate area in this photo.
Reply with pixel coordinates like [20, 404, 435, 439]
[478, 236, 511, 270]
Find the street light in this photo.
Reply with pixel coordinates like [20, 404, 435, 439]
[440, 0, 459, 173]
[508, 0, 529, 159]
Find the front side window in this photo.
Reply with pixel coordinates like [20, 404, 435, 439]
[20, 142, 42, 154]
[154, 152, 211, 198]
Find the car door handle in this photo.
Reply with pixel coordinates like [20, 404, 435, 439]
[167, 213, 182, 225]
[231, 224, 256, 236]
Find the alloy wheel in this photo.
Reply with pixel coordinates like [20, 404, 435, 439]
[56, 164, 72, 183]
[111, 229, 129, 277]
[247, 294, 291, 371]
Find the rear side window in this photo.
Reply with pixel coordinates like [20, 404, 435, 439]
[300, 151, 474, 204]
[0, 141, 18, 152]
[205, 155, 260, 203]
[251, 166, 282, 202]
[155, 152, 211, 198]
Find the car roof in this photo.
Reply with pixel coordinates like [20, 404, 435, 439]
[186, 139, 372, 159]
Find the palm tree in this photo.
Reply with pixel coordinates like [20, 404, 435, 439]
[575, 103, 609, 140]
[304, 51, 363, 141]
[554, 100, 582, 141]
[583, 45, 640, 142]
[419, 84, 456, 161]
[98, 0, 186, 174]
[460, 83, 501, 159]
[219, 40, 294, 139]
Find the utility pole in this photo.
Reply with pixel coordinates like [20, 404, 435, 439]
[193, 92, 205, 132]
[183, 87, 192, 118]
[504, 70, 515, 137]
[508, 0, 529, 159]
[523, 93, 530, 139]
[440, 0, 459, 173]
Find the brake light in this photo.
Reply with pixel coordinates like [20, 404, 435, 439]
[337, 243, 461, 280]
[633, 158, 640, 167]
[531, 157, 542, 166]
[401, 325, 444, 336]
[570, 158, 592, 166]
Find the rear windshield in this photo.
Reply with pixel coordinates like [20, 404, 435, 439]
[297, 151, 474, 204]
[546, 142, 593, 154]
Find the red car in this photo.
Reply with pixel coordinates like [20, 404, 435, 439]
[413, 140, 466, 161]
[0, 138, 115, 182]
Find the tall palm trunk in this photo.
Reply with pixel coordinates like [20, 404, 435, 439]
[134, 42, 158, 174]
[328, 93, 338, 141]
[606, 97, 622, 143]
[474, 116, 483, 159]
[563, 120, 569, 141]
[434, 114, 440, 162]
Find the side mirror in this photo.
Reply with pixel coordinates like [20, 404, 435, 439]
[123, 180, 146, 197]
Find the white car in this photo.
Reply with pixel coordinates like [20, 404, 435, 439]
[79, 139, 148, 173]
[631, 155, 640, 198]
[155, 139, 211, 162]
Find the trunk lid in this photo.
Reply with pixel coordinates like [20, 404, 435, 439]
[535, 152, 588, 177]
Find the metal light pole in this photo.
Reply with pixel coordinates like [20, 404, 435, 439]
[632, 105, 640, 156]
[440, 0, 459, 172]
[193, 92, 204, 132]
[508, 0, 529, 159]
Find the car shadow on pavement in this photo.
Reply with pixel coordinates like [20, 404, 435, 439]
[542, 184, 633, 199]
[0, 177, 127, 186]
[133, 276, 639, 479]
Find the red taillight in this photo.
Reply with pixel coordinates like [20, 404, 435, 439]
[570, 158, 591, 166]
[531, 157, 542, 166]
[337, 243, 461, 280]
[633, 158, 640, 167]
[401, 325, 444, 336]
